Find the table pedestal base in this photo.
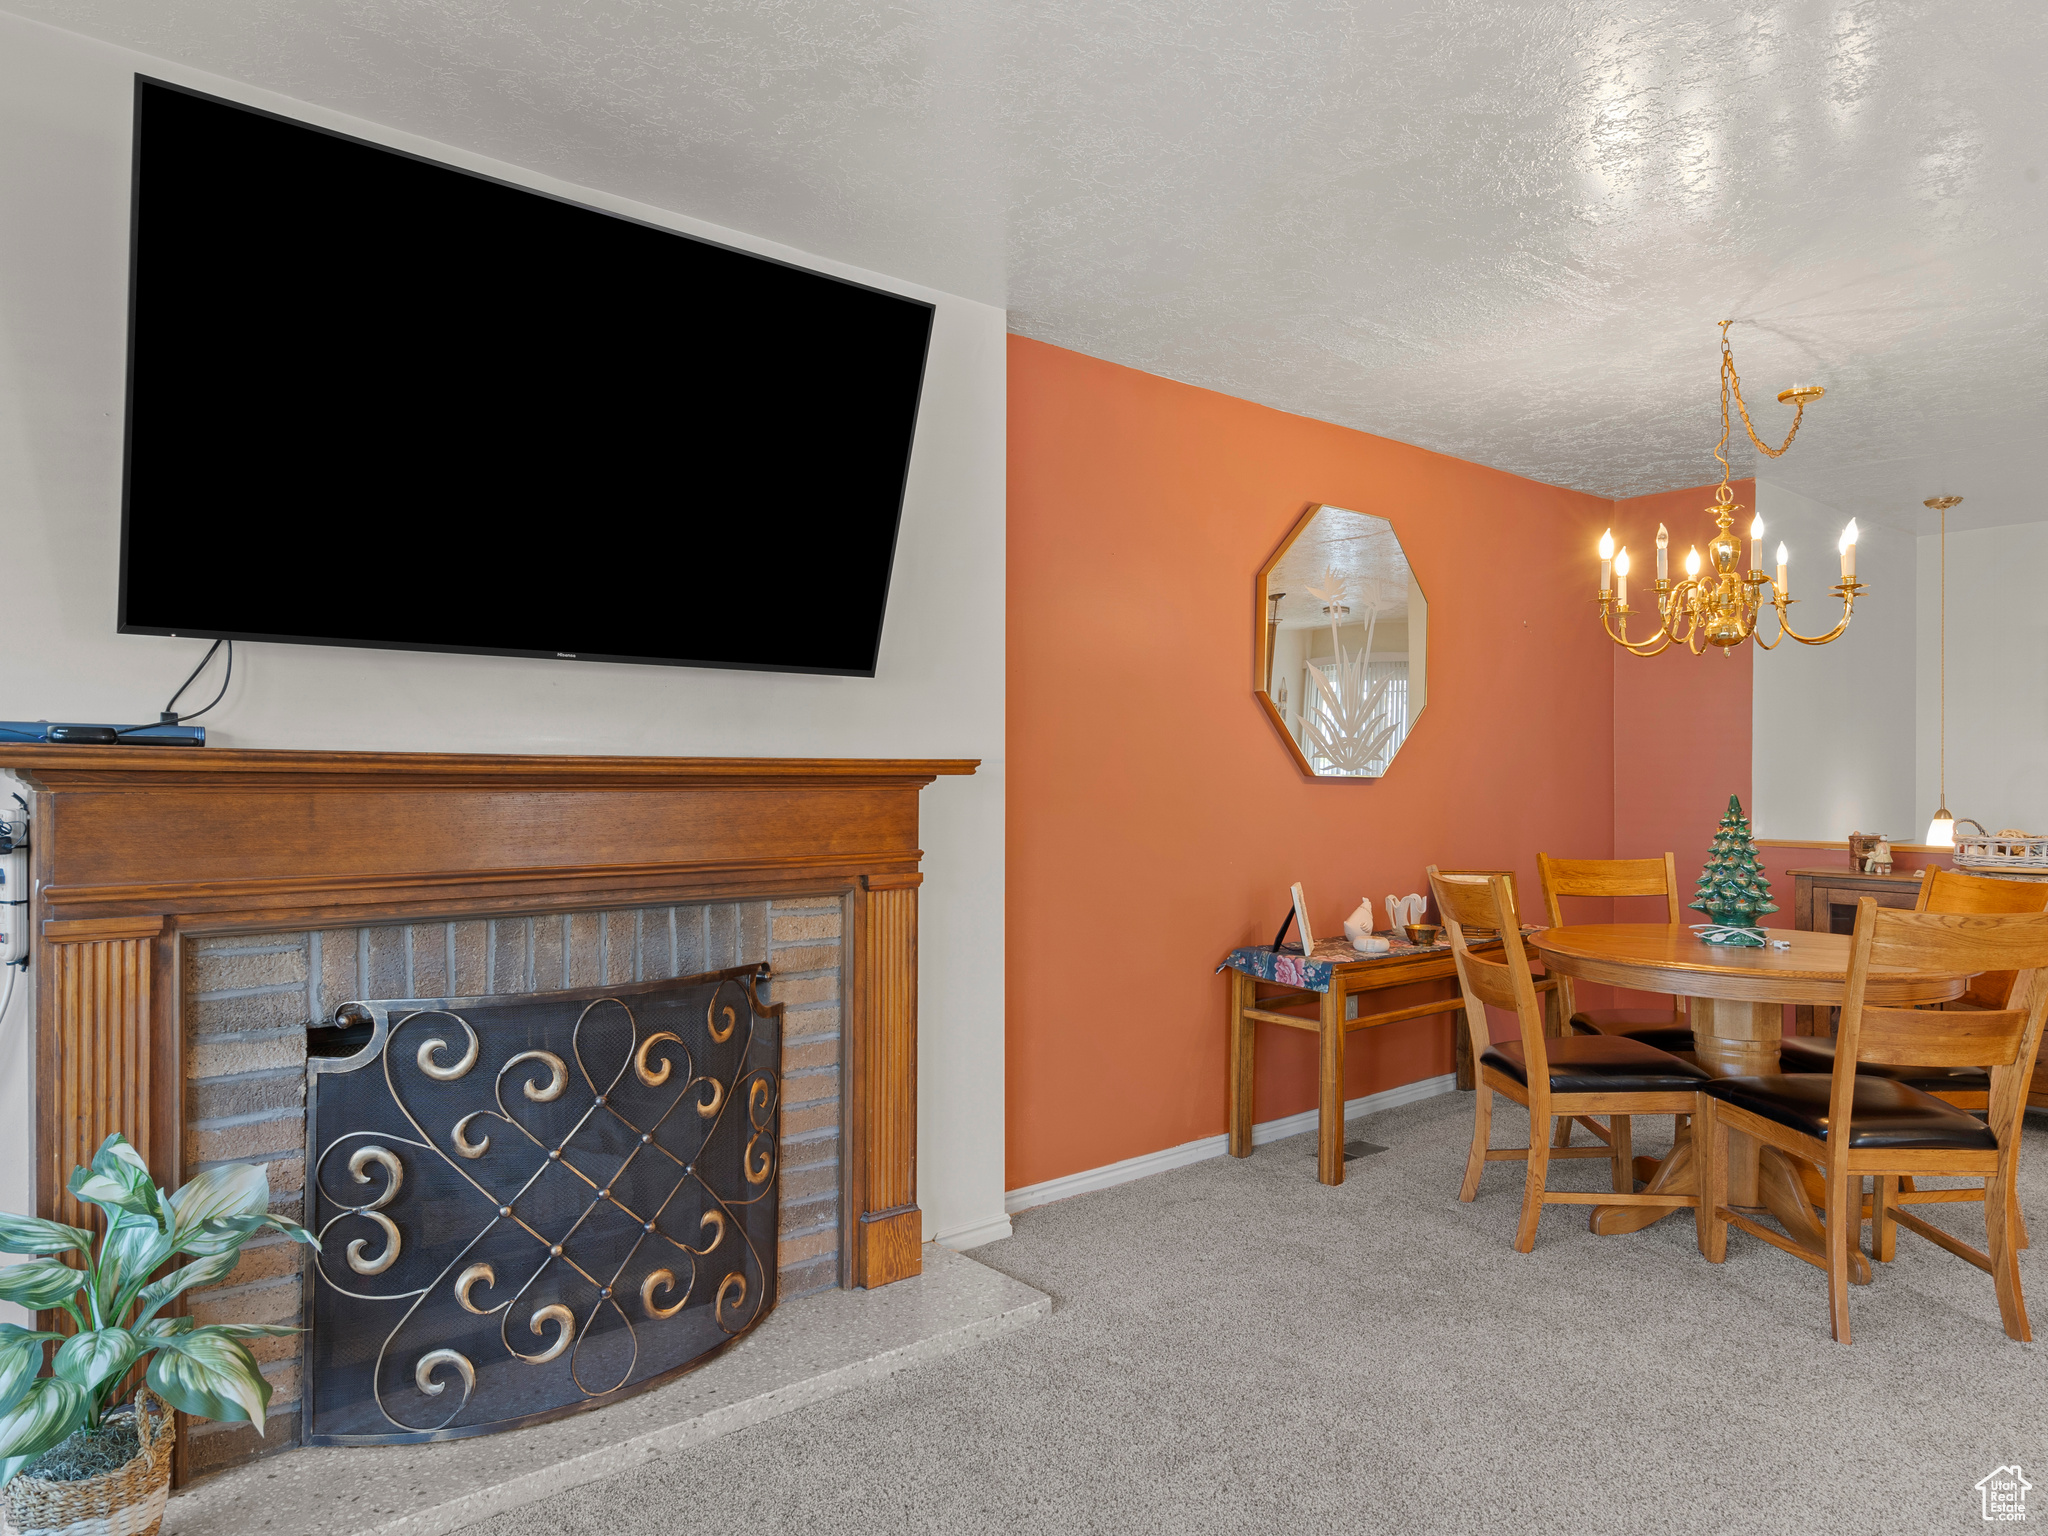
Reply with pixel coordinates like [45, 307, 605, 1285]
[1688, 995, 1782, 1206]
[1584, 1128, 1870, 1282]
[1585, 996, 1870, 1282]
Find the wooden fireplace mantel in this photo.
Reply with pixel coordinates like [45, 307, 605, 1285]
[2, 745, 976, 1292]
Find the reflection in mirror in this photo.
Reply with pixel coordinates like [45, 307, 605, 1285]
[1256, 504, 1427, 779]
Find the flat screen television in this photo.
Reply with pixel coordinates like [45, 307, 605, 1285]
[119, 78, 934, 677]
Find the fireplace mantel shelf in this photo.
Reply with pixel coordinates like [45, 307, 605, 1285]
[3, 746, 979, 923]
[4, 745, 981, 789]
[4, 745, 967, 1483]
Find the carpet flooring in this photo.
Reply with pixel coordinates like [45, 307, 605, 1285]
[469, 1092, 2046, 1535]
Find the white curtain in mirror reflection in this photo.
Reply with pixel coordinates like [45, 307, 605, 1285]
[1298, 655, 1409, 776]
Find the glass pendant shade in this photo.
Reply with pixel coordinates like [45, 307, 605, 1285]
[1924, 497, 1963, 855]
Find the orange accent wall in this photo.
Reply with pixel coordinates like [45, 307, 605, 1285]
[1005, 337, 1621, 1191]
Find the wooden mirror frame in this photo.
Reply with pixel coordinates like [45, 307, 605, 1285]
[1254, 501, 1427, 780]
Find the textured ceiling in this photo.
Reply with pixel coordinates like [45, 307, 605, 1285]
[15, 0, 2045, 531]
[1266, 507, 1414, 629]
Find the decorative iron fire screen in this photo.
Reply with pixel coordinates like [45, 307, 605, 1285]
[304, 966, 781, 1444]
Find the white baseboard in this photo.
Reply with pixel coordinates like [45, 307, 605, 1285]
[934, 1212, 1015, 1251]
[1003, 1072, 1457, 1216]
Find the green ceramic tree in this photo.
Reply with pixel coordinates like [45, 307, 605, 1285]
[1690, 794, 1778, 946]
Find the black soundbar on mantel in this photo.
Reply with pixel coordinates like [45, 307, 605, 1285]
[0, 721, 206, 745]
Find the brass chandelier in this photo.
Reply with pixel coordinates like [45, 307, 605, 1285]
[1598, 321, 1863, 656]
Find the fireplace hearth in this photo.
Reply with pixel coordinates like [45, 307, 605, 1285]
[305, 967, 782, 1443]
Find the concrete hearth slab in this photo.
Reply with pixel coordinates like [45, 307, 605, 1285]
[162, 1246, 1047, 1536]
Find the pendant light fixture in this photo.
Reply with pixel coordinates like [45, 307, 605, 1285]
[1924, 495, 1962, 847]
[1594, 321, 1859, 656]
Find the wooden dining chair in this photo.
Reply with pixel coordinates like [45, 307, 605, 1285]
[1696, 897, 2048, 1343]
[1778, 867, 2048, 1252]
[1430, 868, 1522, 930]
[1536, 852, 1694, 1053]
[1429, 868, 1559, 995]
[1427, 868, 1566, 1092]
[1430, 869, 1707, 1251]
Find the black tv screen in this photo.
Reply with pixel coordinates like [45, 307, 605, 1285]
[120, 78, 933, 676]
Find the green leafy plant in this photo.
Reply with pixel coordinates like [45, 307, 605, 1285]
[0, 1133, 318, 1487]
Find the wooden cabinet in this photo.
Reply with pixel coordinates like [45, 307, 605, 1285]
[1787, 867, 1926, 1034]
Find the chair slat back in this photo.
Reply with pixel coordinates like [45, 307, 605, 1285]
[1534, 852, 1684, 1025]
[1428, 867, 1547, 1080]
[1915, 867, 2048, 915]
[1536, 852, 1681, 926]
[1430, 870, 1517, 937]
[1444, 939, 1519, 1012]
[1917, 868, 2048, 1009]
[1849, 1004, 2029, 1069]
[1838, 900, 2048, 1145]
[1433, 869, 1519, 906]
[1865, 905, 2048, 981]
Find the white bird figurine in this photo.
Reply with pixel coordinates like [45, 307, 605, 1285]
[1343, 898, 1388, 953]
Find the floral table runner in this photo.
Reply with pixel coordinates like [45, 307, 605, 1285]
[1217, 928, 1541, 992]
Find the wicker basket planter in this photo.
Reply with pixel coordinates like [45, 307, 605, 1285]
[0, 1136, 311, 1533]
[1, 1393, 174, 1536]
[1955, 832, 2048, 871]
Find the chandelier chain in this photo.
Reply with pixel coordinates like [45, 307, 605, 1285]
[1715, 321, 1810, 503]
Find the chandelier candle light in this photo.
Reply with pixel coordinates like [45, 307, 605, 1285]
[1598, 321, 1863, 656]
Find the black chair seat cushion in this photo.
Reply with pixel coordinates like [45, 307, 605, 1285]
[1482, 1035, 1708, 1095]
[1703, 1074, 1997, 1150]
[1570, 1008, 1695, 1054]
[1776, 1035, 1990, 1092]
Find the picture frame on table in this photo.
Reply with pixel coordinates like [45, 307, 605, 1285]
[1290, 882, 1315, 954]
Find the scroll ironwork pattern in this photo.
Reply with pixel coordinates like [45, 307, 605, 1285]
[305, 965, 782, 1444]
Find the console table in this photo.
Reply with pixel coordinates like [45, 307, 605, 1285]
[1222, 932, 1549, 1185]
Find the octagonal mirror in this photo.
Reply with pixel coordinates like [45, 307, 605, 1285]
[1255, 503, 1427, 779]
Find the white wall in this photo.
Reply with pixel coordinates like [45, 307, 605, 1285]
[0, 12, 1007, 1254]
[1917, 521, 2048, 839]
[1750, 479, 1918, 840]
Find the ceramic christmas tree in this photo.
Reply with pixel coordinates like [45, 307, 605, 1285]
[1690, 793, 1778, 946]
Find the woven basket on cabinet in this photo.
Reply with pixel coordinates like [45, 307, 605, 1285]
[1, 1391, 174, 1536]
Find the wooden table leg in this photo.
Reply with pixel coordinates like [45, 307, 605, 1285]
[1761, 1148, 1872, 1285]
[1318, 983, 1346, 1186]
[1589, 993, 1780, 1235]
[1227, 970, 1255, 1159]
[1454, 1010, 1474, 1092]
[1590, 1123, 1695, 1234]
[1589, 990, 1876, 1279]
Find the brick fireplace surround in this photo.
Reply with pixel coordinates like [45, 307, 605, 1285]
[184, 895, 837, 1471]
[1, 747, 973, 1484]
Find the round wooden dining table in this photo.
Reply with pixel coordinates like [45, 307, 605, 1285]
[1529, 924, 1969, 1275]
